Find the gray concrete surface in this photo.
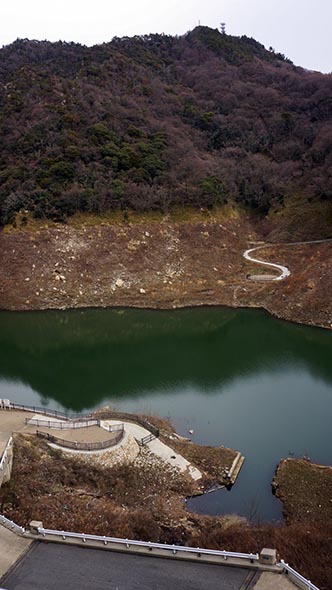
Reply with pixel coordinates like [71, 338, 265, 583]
[102, 419, 202, 479]
[1, 542, 256, 590]
[0, 525, 32, 580]
[253, 572, 298, 589]
[0, 411, 29, 455]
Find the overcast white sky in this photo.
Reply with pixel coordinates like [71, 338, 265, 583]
[1, 0, 331, 72]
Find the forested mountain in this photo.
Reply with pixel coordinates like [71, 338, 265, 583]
[0, 26, 331, 225]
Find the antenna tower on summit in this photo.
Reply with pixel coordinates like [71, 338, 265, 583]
[220, 22, 226, 35]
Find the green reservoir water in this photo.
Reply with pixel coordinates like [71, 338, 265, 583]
[1, 307, 332, 522]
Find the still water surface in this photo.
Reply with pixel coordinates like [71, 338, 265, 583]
[1, 307, 332, 522]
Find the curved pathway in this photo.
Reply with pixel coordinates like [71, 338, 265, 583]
[0, 409, 202, 481]
[244, 237, 332, 282]
[243, 246, 290, 281]
[102, 420, 202, 480]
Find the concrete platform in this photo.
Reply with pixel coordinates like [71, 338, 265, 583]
[0, 524, 32, 580]
[0, 538, 301, 590]
[0, 541, 255, 590]
[0, 409, 202, 480]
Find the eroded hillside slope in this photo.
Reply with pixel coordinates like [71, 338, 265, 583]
[1, 210, 331, 329]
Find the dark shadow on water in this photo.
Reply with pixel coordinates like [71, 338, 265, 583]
[0, 306, 332, 410]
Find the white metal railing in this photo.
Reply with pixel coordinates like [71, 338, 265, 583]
[26, 418, 99, 429]
[281, 560, 319, 590]
[34, 525, 259, 562]
[0, 437, 12, 472]
[104, 423, 125, 433]
[0, 514, 25, 535]
[2, 401, 73, 419]
[1, 401, 159, 438]
[25, 418, 124, 433]
[0, 513, 321, 589]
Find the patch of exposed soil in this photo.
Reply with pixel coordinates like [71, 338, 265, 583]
[1, 209, 331, 329]
[273, 458, 332, 525]
[0, 210, 251, 311]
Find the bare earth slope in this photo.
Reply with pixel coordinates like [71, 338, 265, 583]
[1, 210, 331, 329]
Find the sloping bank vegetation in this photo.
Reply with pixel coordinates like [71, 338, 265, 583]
[1, 432, 331, 589]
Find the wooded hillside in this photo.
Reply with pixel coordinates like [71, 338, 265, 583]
[0, 26, 331, 225]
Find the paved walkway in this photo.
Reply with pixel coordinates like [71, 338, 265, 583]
[0, 524, 32, 580]
[244, 236, 332, 282]
[102, 420, 202, 480]
[0, 541, 300, 590]
[27, 422, 114, 444]
[0, 542, 254, 590]
[243, 246, 290, 281]
[0, 410, 202, 481]
[253, 572, 298, 589]
[0, 411, 30, 455]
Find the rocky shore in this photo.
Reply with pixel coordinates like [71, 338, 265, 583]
[1, 210, 332, 330]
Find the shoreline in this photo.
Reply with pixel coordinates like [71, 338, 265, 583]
[0, 299, 330, 332]
[1, 214, 332, 331]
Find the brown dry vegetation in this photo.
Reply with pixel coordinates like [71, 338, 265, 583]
[0, 434, 196, 540]
[166, 439, 237, 486]
[1, 436, 332, 589]
[273, 458, 332, 525]
[192, 522, 332, 590]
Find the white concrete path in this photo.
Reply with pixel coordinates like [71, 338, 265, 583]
[244, 237, 332, 282]
[102, 420, 202, 481]
[243, 247, 290, 281]
[27, 414, 202, 481]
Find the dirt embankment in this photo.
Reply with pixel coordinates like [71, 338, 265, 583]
[1, 209, 332, 329]
[273, 458, 332, 525]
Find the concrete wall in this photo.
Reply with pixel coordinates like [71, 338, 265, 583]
[0, 438, 13, 487]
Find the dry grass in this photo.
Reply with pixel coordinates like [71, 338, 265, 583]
[164, 439, 237, 486]
[191, 521, 332, 590]
[0, 434, 195, 538]
[1, 435, 332, 588]
[274, 458, 332, 525]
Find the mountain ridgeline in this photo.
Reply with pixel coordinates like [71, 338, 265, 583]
[0, 27, 331, 230]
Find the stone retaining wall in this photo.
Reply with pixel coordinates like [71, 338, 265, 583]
[68, 432, 140, 468]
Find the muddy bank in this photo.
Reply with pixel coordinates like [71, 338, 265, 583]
[1, 211, 332, 329]
[273, 458, 332, 524]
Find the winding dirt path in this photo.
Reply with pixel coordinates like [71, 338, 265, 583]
[244, 238, 332, 282]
